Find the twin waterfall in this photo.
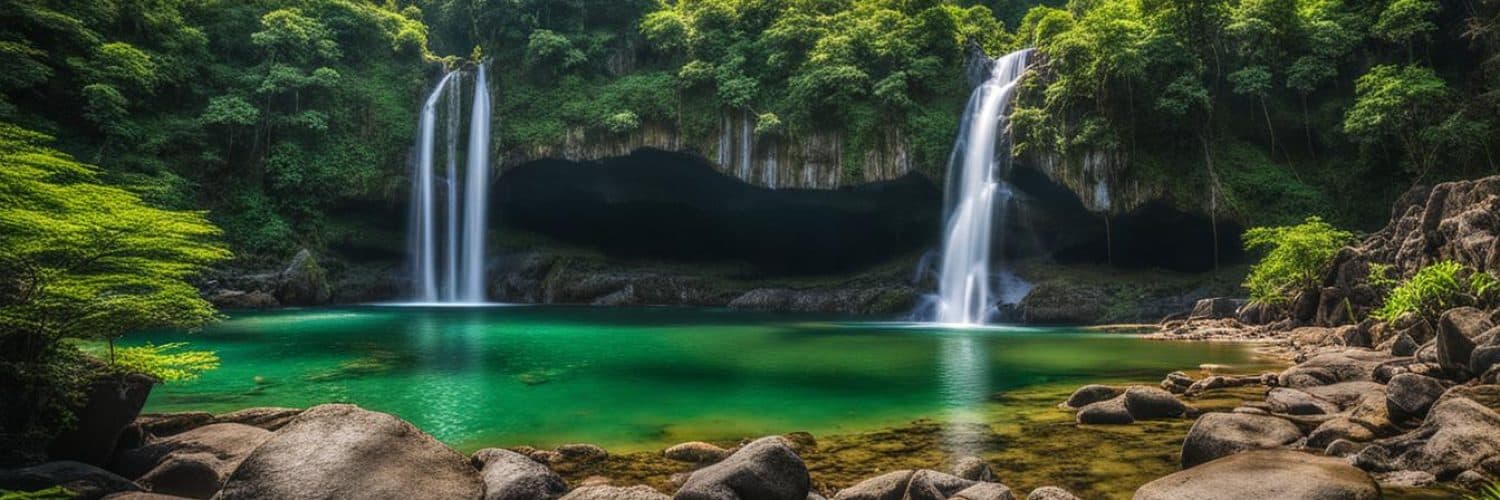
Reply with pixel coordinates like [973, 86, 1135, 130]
[933, 49, 1033, 325]
[410, 65, 492, 304]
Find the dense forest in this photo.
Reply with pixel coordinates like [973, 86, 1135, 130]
[1, 0, 1497, 264]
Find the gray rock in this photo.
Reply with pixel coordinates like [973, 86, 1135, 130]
[1136, 450, 1379, 500]
[1123, 386, 1188, 419]
[1161, 372, 1194, 394]
[1265, 388, 1339, 415]
[1307, 417, 1376, 450]
[1438, 307, 1493, 376]
[1386, 373, 1446, 422]
[1180, 412, 1303, 468]
[212, 407, 302, 432]
[564, 485, 670, 500]
[1075, 396, 1134, 425]
[275, 249, 331, 306]
[1473, 345, 1500, 378]
[1190, 298, 1244, 320]
[831, 470, 975, 500]
[1325, 439, 1370, 458]
[665, 442, 730, 464]
[950, 482, 1014, 500]
[1064, 385, 1120, 409]
[675, 436, 809, 500]
[1355, 397, 1500, 478]
[1390, 333, 1420, 357]
[1278, 350, 1388, 388]
[215, 404, 482, 500]
[113, 423, 272, 499]
[1301, 381, 1386, 410]
[0, 461, 140, 500]
[952, 456, 996, 482]
[471, 448, 567, 500]
[1024, 486, 1078, 500]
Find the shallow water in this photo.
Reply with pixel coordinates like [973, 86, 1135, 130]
[129, 305, 1271, 453]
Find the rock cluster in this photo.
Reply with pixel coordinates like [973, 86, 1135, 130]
[1063, 385, 1191, 425]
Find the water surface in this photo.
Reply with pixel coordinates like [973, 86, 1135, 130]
[129, 306, 1267, 452]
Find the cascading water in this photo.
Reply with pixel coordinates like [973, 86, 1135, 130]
[932, 49, 1033, 325]
[408, 64, 494, 304]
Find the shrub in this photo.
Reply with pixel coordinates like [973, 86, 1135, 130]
[110, 343, 220, 383]
[1372, 260, 1498, 321]
[1242, 216, 1354, 304]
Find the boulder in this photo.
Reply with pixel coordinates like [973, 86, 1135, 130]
[1437, 307, 1494, 376]
[1389, 334, 1420, 357]
[1236, 301, 1275, 326]
[214, 404, 482, 500]
[1122, 386, 1188, 419]
[1025, 487, 1078, 500]
[675, 436, 809, 500]
[471, 448, 567, 500]
[1437, 384, 1500, 412]
[0, 461, 141, 500]
[1180, 413, 1303, 468]
[1307, 418, 1376, 450]
[1301, 381, 1386, 410]
[1075, 396, 1134, 425]
[1190, 298, 1243, 320]
[1386, 373, 1446, 422]
[1355, 397, 1500, 478]
[1182, 375, 1261, 396]
[131, 412, 216, 438]
[1473, 344, 1500, 378]
[950, 483, 1014, 500]
[1264, 388, 1339, 415]
[831, 470, 975, 500]
[48, 374, 157, 466]
[274, 249, 331, 306]
[952, 457, 996, 482]
[1278, 350, 1387, 388]
[212, 407, 302, 432]
[1063, 385, 1120, 409]
[1160, 372, 1194, 394]
[563, 485, 670, 500]
[665, 442, 730, 464]
[1136, 450, 1379, 500]
[113, 423, 272, 499]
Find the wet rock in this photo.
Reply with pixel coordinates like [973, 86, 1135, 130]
[113, 423, 272, 499]
[831, 470, 974, 500]
[0, 461, 141, 500]
[952, 456, 996, 482]
[1136, 450, 1379, 500]
[1122, 386, 1188, 419]
[1180, 412, 1303, 468]
[665, 442, 730, 464]
[1064, 385, 1120, 408]
[1355, 397, 1500, 478]
[215, 404, 482, 500]
[1161, 372, 1194, 394]
[1307, 418, 1376, 450]
[1386, 373, 1446, 422]
[1190, 298, 1244, 320]
[1075, 396, 1134, 425]
[676, 436, 809, 500]
[1024, 486, 1079, 500]
[564, 485, 670, 500]
[471, 448, 567, 500]
[950, 482, 1014, 500]
[1438, 307, 1493, 376]
[1264, 388, 1339, 415]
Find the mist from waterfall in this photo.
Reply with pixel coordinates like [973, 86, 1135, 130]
[409, 64, 493, 304]
[933, 49, 1033, 325]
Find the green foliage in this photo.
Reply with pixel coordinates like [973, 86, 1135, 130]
[1372, 261, 1498, 322]
[1343, 65, 1461, 176]
[0, 486, 72, 499]
[1373, 0, 1439, 48]
[1242, 217, 1353, 304]
[111, 343, 220, 383]
[1469, 482, 1500, 500]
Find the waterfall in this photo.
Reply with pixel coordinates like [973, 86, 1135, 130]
[460, 64, 491, 302]
[932, 49, 1032, 325]
[408, 64, 494, 304]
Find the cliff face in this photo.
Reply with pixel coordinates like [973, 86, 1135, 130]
[501, 111, 913, 190]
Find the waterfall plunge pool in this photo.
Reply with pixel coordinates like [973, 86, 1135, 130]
[128, 306, 1276, 456]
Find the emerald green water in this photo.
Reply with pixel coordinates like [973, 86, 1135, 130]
[129, 306, 1264, 452]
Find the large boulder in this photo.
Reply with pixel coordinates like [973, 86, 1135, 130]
[214, 404, 482, 500]
[1063, 385, 1119, 409]
[1180, 413, 1303, 468]
[1075, 396, 1134, 425]
[471, 448, 567, 500]
[1437, 307, 1493, 376]
[210, 407, 302, 432]
[674, 436, 809, 500]
[0, 461, 141, 500]
[274, 249, 331, 306]
[1355, 397, 1500, 478]
[1278, 350, 1388, 388]
[1135, 450, 1380, 500]
[831, 470, 975, 500]
[48, 374, 157, 466]
[112, 423, 272, 499]
[1122, 386, 1188, 419]
[1385, 373, 1446, 422]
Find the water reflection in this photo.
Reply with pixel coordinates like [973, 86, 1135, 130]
[937, 332, 991, 457]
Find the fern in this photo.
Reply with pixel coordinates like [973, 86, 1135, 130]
[1373, 261, 1493, 322]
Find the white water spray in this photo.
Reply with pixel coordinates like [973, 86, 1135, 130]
[933, 49, 1032, 325]
[409, 64, 493, 304]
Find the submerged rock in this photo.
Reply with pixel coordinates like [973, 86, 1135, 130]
[1075, 396, 1134, 425]
[952, 456, 997, 482]
[832, 470, 975, 500]
[665, 442, 731, 464]
[113, 422, 272, 499]
[1180, 412, 1303, 468]
[1160, 372, 1194, 394]
[471, 448, 567, 500]
[675, 436, 809, 500]
[1135, 450, 1379, 500]
[215, 404, 482, 500]
[0, 461, 140, 500]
